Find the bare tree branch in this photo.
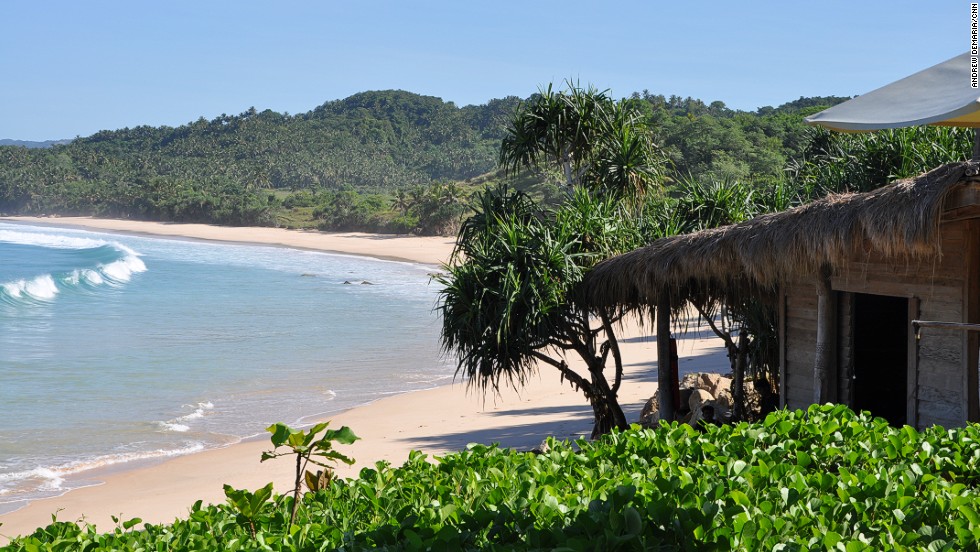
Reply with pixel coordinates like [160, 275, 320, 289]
[600, 312, 625, 394]
[529, 350, 593, 395]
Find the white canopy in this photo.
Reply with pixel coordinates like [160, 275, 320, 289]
[804, 53, 980, 132]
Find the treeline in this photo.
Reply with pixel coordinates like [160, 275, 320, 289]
[0, 88, 940, 235]
[0, 90, 520, 231]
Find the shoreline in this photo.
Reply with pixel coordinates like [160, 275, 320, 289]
[0, 216, 457, 267]
[0, 216, 728, 543]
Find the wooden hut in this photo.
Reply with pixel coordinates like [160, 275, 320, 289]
[583, 162, 980, 429]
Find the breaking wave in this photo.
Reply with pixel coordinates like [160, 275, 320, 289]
[0, 230, 146, 306]
[156, 402, 215, 433]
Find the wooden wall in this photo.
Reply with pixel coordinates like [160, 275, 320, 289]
[781, 280, 817, 410]
[779, 219, 979, 429]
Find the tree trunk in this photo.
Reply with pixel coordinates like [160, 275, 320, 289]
[290, 453, 302, 527]
[588, 366, 629, 438]
[732, 330, 748, 422]
[814, 263, 837, 404]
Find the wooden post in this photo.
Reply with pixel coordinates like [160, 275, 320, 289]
[908, 297, 920, 429]
[973, 128, 980, 162]
[966, 219, 979, 423]
[813, 263, 837, 404]
[777, 286, 787, 409]
[657, 291, 675, 421]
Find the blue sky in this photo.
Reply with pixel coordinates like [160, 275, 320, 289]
[0, 1, 968, 141]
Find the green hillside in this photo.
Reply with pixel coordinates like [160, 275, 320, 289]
[0, 90, 848, 233]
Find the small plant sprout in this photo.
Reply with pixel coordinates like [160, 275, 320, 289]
[261, 422, 358, 527]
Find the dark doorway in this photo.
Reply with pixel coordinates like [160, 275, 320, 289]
[853, 293, 909, 426]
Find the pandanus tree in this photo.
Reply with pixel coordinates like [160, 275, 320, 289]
[499, 82, 665, 201]
[439, 83, 666, 436]
[438, 187, 640, 437]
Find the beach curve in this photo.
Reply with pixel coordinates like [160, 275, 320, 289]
[0, 216, 727, 543]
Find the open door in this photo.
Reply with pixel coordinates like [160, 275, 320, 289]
[852, 293, 909, 426]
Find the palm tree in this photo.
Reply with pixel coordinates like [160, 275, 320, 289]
[392, 188, 410, 214]
[437, 181, 464, 206]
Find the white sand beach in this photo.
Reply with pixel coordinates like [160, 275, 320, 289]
[0, 217, 728, 542]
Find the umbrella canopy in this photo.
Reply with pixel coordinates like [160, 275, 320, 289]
[805, 53, 980, 131]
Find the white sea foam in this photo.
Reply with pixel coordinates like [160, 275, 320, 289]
[64, 268, 106, 287]
[100, 254, 147, 284]
[158, 422, 191, 432]
[0, 236, 146, 305]
[1, 274, 60, 301]
[175, 401, 214, 422]
[0, 467, 66, 490]
[81, 269, 104, 285]
[0, 229, 108, 250]
[0, 443, 207, 491]
[157, 401, 214, 432]
[407, 374, 454, 385]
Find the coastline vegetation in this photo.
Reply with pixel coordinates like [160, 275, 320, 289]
[437, 83, 974, 434]
[7, 406, 980, 550]
[439, 85, 664, 437]
[0, 90, 849, 235]
[2, 85, 979, 548]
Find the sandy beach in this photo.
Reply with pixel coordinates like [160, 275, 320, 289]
[0, 217, 727, 543]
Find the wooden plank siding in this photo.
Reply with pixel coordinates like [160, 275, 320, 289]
[780, 219, 978, 429]
[965, 219, 980, 423]
[838, 293, 855, 406]
[782, 281, 816, 410]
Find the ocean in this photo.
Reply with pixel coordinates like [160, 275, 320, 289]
[0, 221, 452, 514]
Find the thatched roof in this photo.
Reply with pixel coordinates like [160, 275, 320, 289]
[583, 162, 971, 309]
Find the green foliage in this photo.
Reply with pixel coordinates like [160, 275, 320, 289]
[439, 81, 670, 437]
[791, 126, 973, 196]
[438, 186, 575, 390]
[500, 82, 666, 201]
[0, 91, 514, 230]
[10, 406, 980, 550]
[261, 422, 358, 528]
[670, 174, 758, 230]
[0, 89, 853, 233]
[438, 186, 639, 436]
[222, 483, 275, 537]
[262, 422, 358, 469]
[635, 92, 848, 183]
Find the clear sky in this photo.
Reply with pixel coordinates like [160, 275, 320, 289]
[0, 1, 968, 141]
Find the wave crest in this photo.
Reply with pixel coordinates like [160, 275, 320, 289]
[0, 241, 147, 306]
[1, 274, 59, 303]
[156, 402, 215, 433]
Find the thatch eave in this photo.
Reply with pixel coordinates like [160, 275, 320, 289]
[583, 162, 972, 310]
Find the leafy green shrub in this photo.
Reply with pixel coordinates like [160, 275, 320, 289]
[790, 126, 972, 197]
[260, 422, 358, 528]
[7, 405, 980, 550]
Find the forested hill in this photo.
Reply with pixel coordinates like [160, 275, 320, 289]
[0, 90, 848, 232]
[0, 139, 71, 148]
[53, 90, 520, 191]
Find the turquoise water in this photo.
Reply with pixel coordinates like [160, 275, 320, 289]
[0, 222, 451, 513]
